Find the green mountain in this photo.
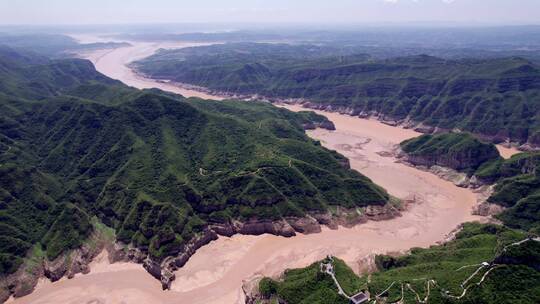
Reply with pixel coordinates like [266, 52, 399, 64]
[257, 257, 359, 304]
[0, 46, 390, 297]
[398, 132, 539, 233]
[475, 152, 540, 233]
[257, 223, 540, 304]
[134, 42, 540, 146]
[400, 133, 501, 173]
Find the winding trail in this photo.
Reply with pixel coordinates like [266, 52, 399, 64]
[320, 259, 351, 299]
[10, 38, 487, 304]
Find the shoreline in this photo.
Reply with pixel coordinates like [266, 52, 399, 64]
[126, 75, 526, 156]
[77, 35, 526, 154]
[7, 110, 485, 303]
[392, 148, 504, 218]
[281, 101, 525, 157]
[75, 34, 527, 154]
[8, 40, 488, 304]
[3, 204, 404, 303]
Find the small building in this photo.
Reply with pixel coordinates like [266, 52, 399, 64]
[350, 291, 369, 304]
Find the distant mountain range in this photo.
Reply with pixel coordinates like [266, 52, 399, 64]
[0, 33, 129, 57]
[135, 42, 540, 146]
[1, 31, 540, 304]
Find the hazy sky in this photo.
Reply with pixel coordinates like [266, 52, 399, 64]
[1, 0, 540, 25]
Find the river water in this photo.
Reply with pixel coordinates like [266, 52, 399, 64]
[10, 40, 517, 304]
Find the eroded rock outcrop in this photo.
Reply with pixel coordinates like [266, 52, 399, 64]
[1, 206, 404, 298]
[1, 230, 113, 302]
[302, 120, 336, 131]
[472, 202, 506, 216]
[400, 134, 501, 172]
[115, 207, 403, 290]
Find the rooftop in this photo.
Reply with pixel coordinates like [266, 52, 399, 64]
[350, 292, 369, 304]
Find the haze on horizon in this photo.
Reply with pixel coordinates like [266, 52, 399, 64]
[1, 0, 540, 26]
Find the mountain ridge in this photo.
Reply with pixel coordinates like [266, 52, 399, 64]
[134, 43, 540, 146]
[0, 47, 394, 300]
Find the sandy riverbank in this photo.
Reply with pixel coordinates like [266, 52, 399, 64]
[9, 41, 486, 304]
[10, 105, 482, 303]
[496, 144, 521, 159]
[78, 39, 225, 100]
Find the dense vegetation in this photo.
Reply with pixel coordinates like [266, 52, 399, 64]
[259, 223, 540, 304]
[474, 152, 540, 233]
[135, 42, 540, 145]
[2, 31, 539, 303]
[259, 257, 361, 304]
[0, 46, 389, 276]
[399, 132, 540, 233]
[400, 133, 501, 173]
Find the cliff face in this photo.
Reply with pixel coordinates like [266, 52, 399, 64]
[0, 225, 115, 303]
[301, 120, 336, 131]
[122, 204, 401, 290]
[405, 149, 494, 171]
[400, 133, 501, 173]
[0, 204, 401, 299]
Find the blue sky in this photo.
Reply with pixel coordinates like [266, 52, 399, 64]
[1, 0, 540, 25]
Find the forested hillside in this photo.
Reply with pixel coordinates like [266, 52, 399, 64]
[400, 133, 501, 173]
[135, 42, 540, 146]
[256, 133, 540, 303]
[399, 132, 540, 233]
[476, 152, 540, 233]
[0, 46, 391, 298]
[257, 223, 540, 304]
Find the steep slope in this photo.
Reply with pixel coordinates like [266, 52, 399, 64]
[400, 133, 501, 173]
[134, 43, 540, 146]
[398, 132, 540, 233]
[476, 152, 540, 233]
[256, 223, 540, 304]
[0, 47, 391, 299]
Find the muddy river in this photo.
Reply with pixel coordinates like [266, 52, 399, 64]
[10, 39, 518, 304]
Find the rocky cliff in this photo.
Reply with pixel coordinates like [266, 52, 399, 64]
[399, 133, 501, 173]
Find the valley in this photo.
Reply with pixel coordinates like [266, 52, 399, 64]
[1, 1, 540, 302]
[78, 40, 224, 100]
[7, 40, 500, 304]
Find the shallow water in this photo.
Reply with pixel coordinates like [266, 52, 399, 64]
[10, 41, 486, 304]
[496, 144, 521, 159]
